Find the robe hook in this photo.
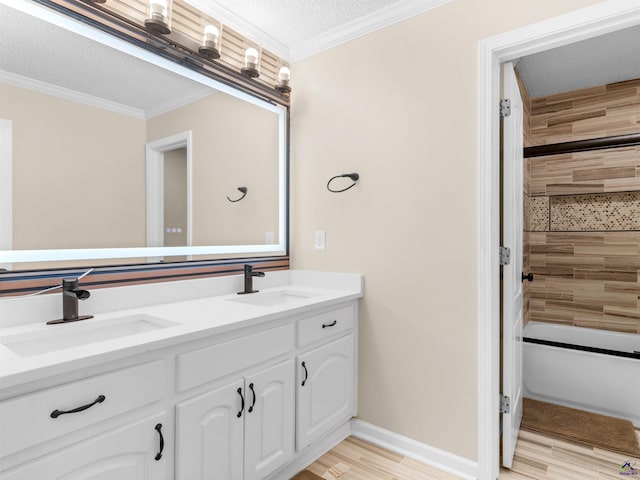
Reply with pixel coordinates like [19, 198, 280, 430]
[227, 186, 248, 202]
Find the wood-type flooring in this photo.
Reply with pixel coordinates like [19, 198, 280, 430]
[299, 428, 640, 479]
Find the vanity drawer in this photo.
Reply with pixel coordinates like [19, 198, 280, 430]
[297, 305, 355, 347]
[0, 360, 166, 458]
[176, 323, 295, 392]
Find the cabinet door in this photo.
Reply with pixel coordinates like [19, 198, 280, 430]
[0, 413, 167, 480]
[175, 378, 244, 480]
[244, 359, 294, 480]
[296, 334, 354, 450]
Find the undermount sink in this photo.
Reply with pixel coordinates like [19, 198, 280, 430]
[229, 291, 316, 307]
[0, 314, 177, 358]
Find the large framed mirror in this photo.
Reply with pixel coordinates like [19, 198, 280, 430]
[0, 0, 288, 272]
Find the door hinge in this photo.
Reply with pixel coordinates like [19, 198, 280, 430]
[499, 246, 511, 266]
[500, 98, 511, 117]
[500, 394, 511, 414]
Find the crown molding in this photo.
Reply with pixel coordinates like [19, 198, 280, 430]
[0, 70, 146, 120]
[145, 88, 215, 119]
[184, 0, 290, 60]
[0, 71, 217, 120]
[290, 0, 454, 62]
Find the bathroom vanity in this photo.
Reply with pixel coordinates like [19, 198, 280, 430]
[0, 271, 362, 480]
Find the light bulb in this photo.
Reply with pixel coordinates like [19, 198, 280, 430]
[203, 25, 219, 45]
[241, 47, 260, 77]
[149, 0, 167, 18]
[245, 48, 259, 66]
[145, 0, 171, 34]
[278, 67, 290, 83]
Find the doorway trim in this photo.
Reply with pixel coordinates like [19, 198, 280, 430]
[476, 4, 640, 480]
[146, 131, 193, 256]
[0, 119, 12, 270]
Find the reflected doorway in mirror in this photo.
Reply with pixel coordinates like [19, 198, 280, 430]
[146, 131, 193, 263]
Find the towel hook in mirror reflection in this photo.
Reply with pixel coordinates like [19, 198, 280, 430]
[227, 186, 248, 202]
[327, 173, 359, 193]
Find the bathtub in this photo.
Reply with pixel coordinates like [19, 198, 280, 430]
[523, 321, 640, 427]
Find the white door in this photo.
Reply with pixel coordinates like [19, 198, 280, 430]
[0, 414, 167, 480]
[502, 61, 524, 469]
[296, 335, 355, 451]
[244, 360, 295, 480]
[175, 378, 244, 480]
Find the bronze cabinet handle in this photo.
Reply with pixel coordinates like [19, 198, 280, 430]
[154, 423, 164, 461]
[301, 361, 308, 387]
[248, 383, 256, 413]
[50, 395, 105, 419]
[237, 387, 245, 418]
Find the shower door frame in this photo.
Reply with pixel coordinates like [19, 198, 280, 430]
[476, 4, 640, 480]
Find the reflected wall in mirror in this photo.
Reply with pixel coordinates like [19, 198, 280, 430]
[0, 0, 287, 271]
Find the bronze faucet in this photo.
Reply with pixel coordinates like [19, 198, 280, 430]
[237, 264, 265, 295]
[47, 277, 93, 325]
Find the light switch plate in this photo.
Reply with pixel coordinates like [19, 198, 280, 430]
[314, 230, 326, 251]
[265, 231, 274, 244]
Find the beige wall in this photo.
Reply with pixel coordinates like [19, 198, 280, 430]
[1, 83, 147, 250]
[147, 93, 280, 246]
[290, 0, 601, 461]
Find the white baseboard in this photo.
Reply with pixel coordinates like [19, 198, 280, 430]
[267, 421, 351, 480]
[350, 419, 478, 480]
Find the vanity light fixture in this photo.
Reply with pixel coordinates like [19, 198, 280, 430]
[241, 47, 260, 78]
[199, 24, 221, 59]
[327, 173, 360, 193]
[275, 66, 291, 94]
[145, 0, 171, 35]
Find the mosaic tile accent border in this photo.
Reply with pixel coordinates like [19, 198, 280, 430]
[550, 191, 640, 231]
[530, 197, 550, 231]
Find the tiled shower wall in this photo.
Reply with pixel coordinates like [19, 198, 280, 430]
[521, 77, 640, 333]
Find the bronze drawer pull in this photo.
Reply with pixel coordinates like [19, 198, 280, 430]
[322, 320, 337, 328]
[50, 395, 105, 419]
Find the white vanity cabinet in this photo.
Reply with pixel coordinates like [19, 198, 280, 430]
[0, 412, 168, 480]
[0, 361, 169, 480]
[296, 334, 355, 451]
[175, 377, 244, 480]
[0, 295, 359, 480]
[244, 359, 295, 480]
[175, 359, 294, 480]
[174, 302, 357, 480]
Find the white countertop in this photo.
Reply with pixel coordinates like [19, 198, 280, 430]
[0, 271, 363, 391]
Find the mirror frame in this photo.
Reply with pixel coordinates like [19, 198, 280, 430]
[0, 0, 289, 270]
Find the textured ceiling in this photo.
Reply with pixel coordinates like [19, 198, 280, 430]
[2, 2, 639, 112]
[517, 24, 640, 98]
[208, 0, 407, 47]
[206, 0, 640, 94]
[0, 4, 214, 117]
